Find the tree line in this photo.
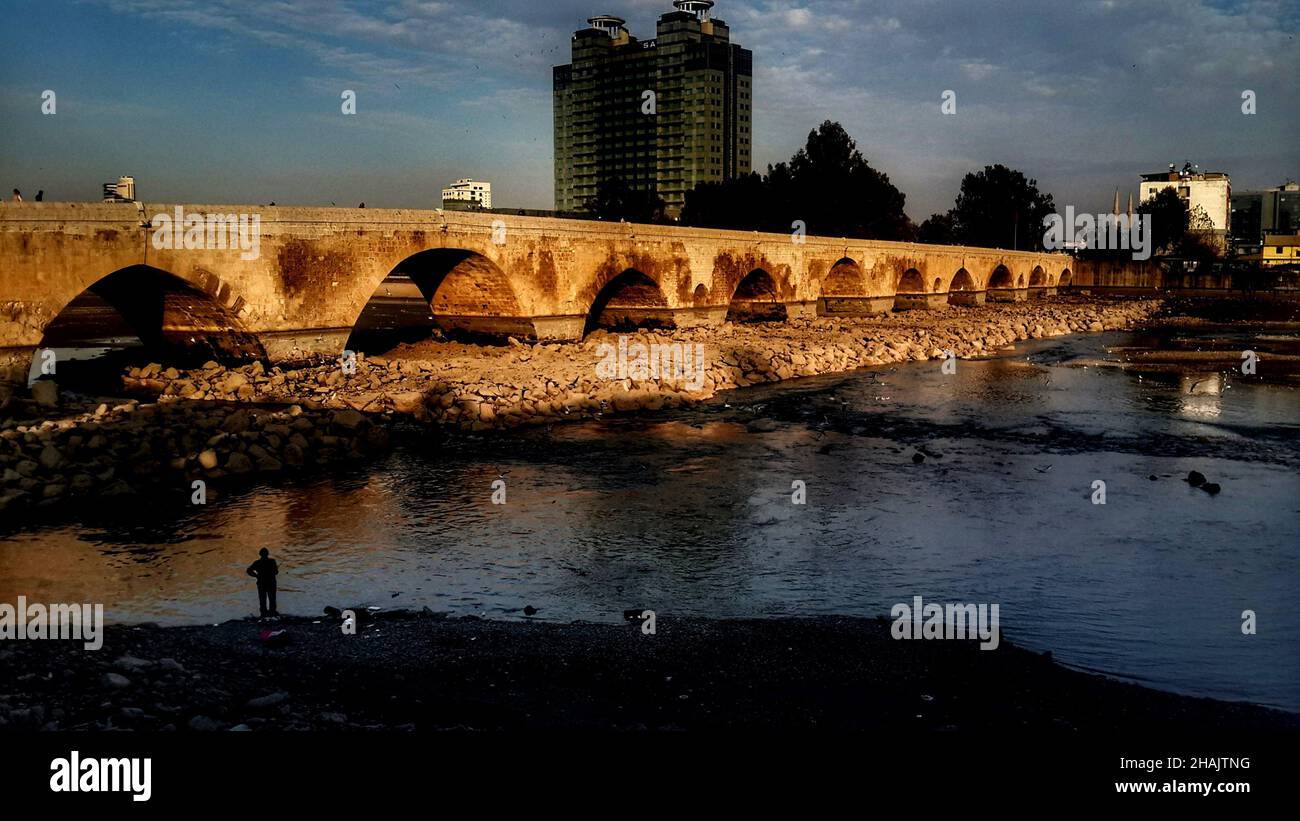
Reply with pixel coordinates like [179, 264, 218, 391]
[582, 119, 1214, 258]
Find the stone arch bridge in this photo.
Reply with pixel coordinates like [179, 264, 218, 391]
[1, 202, 1120, 385]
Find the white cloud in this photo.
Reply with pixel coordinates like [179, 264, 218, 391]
[960, 61, 997, 82]
[782, 8, 814, 29]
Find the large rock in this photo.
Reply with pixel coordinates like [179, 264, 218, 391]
[331, 409, 367, 432]
[38, 445, 64, 470]
[390, 392, 426, 415]
[113, 654, 154, 672]
[30, 380, 58, 408]
[187, 715, 221, 732]
[221, 410, 254, 434]
[246, 691, 288, 709]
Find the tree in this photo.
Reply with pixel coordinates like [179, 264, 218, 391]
[681, 172, 780, 231]
[1135, 187, 1191, 256]
[917, 212, 956, 245]
[681, 120, 913, 240]
[583, 177, 666, 224]
[786, 121, 912, 239]
[1187, 204, 1214, 233]
[948, 164, 1056, 250]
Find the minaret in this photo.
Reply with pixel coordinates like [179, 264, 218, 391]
[1113, 188, 1121, 216]
[1127, 193, 1134, 218]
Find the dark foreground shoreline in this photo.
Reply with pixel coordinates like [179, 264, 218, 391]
[1, 612, 1294, 732]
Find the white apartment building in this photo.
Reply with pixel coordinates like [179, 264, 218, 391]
[102, 175, 136, 202]
[1139, 163, 1230, 249]
[441, 179, 492, 211]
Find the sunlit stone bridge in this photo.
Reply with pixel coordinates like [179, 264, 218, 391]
[0, 202, 1148, 386]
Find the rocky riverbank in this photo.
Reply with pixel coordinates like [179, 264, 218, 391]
[133, 296, 1160, 430]
[1, 297, 1158, 513]
[0, 398, 391, 514]
[0, 612, 1292, 732]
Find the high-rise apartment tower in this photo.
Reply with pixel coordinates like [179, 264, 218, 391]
[553, 1, 752, 218]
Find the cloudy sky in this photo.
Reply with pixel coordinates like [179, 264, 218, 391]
[1, 0, 1297, 220]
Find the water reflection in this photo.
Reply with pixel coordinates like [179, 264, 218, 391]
[1, 328, 1298, 711]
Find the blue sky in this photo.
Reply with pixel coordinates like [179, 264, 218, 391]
[1, 0, 1297, 219]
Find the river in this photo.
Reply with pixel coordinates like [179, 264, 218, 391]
[2, 324, 1298, 712]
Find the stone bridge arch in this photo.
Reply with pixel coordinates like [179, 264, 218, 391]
[823, 257, 866, 296]
[1028, 265, 1056, 299]
[584, 267, 672, 335]
[347, 247, 530, 350]
[36, 264, 264, 376]
[987, 264, 1013, 290]
[727, 267, 787, 323]
[1059, 267, 1073, 288]
[818, 257, 890, 316]
[986, 263, 1028, 302]
[948, 267, 982, 306]
[894, 267, 932, 311]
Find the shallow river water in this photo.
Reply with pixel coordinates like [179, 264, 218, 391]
[3, 327, 1298, 711]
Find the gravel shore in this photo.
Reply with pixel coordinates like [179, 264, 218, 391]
[132, 296, 1161, 430]
[1, 612, 1293, 732]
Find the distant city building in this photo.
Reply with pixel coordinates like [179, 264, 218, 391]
[441, 178, 492, 211]
[1259, 233, 1300, 267]
[102, 175, 136, 202]
[1139, 163, 1230, 251]
[553, 0, 753, 218]
[1230, 180, 1300, 256]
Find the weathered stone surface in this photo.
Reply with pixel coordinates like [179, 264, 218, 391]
[331, 410, 366, 432]
[31, 380, 58, 407]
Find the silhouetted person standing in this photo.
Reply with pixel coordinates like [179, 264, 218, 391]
[11, 189, 21, 202]
[247, 548, 279, 617]
[34, 190, 43, 202]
